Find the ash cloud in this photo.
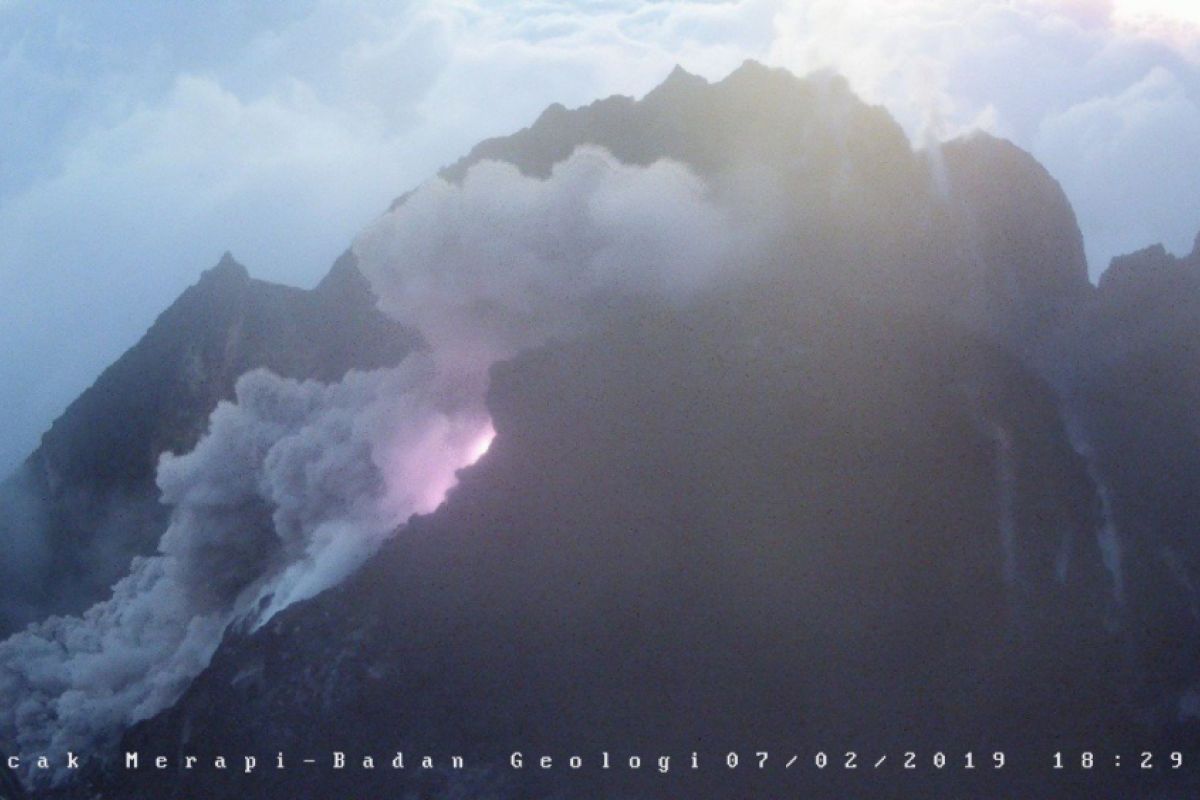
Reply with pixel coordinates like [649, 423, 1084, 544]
[356, 147, 738, 369]
[0, 148, 742, 785]
[0, 359, 492, 783]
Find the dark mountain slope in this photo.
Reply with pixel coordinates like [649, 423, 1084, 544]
[1060, 233, 1200, 712]
[937, 133, 1092, 355]
[0, 252, 417, 633]
[94, 294, 1153, 800]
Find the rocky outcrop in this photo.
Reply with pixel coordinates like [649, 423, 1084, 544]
[92, 291, 1152, 799]
[936, 133, 1092, 354]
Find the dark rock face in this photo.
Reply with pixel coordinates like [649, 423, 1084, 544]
[936, 133, 1092, 355]
[91, 294, 1164, 799]
[1061, 236, 1200, 718]
[0, 251, 417, 634]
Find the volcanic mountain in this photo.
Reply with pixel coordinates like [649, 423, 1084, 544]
[3, 62, 1199, 800]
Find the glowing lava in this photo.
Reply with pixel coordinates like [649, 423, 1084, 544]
[466, 421, 497, 465]
[380, 415, 497, 517]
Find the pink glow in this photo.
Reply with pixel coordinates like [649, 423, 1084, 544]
[465, 422, 497, 465]
[378, 415, 497, 519]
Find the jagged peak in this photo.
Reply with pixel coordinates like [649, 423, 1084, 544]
[665, 63, 697, 82]
[1118, 244, 1166, 266]
[805, 67, 854, 97]
[201, 251, 250, 284]
[534, 101, 569, 124]
[1105, 232, 1200, 269]
[1098, 242, 1179, 292]
[315, 249, 376, 302]
[711, 60, 869, 117]
[638, 64, 707, 106]
[657, 63, 707, 90]
[717, 58, 805, 92]
[942, 131, 1069, 197]
[1105, 241, 1195, 273]
[726, 58, 774, 80]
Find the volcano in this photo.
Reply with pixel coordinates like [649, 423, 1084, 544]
[3, 62, 1200, 800]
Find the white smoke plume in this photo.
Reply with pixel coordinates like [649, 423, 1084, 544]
[356, 146, 736, 369]
[0, 360, 491, 783]
[0, 147, 740, 785]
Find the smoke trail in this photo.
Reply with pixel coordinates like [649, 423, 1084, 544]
[1060, 409, 1126, 611]
[0, 148, 737, 786]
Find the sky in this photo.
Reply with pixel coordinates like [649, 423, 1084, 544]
[0, 0, 1198, 475]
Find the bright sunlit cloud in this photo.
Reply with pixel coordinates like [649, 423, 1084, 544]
[1112, 0, 1200, 26]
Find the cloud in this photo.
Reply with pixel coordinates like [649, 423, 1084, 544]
[0, 71, 420, 473]
[0, 0, 759, 474]
[761, 0, 1200, 274]
[1034, 65, 1200, 267]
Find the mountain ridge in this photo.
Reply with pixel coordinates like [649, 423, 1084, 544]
[0, 250, 417, 634]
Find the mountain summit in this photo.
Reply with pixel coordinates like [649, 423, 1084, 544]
[437, 60, 1088, 353]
